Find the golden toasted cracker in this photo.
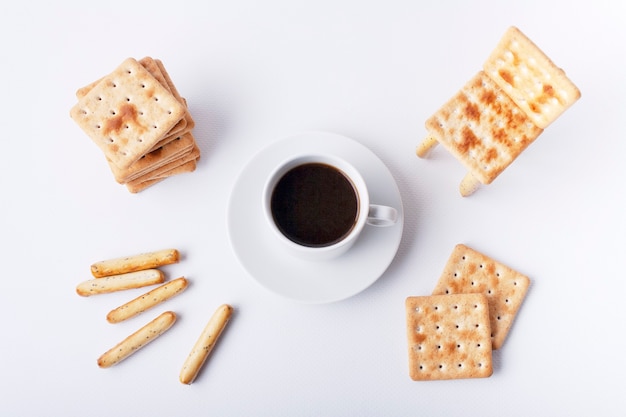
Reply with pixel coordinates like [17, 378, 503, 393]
[155, 59, 184, 103]
[125, 176, 166, 194]
[483, 26, 581, 129]
[125, 160, 198, 193]
[149, 158, 197, 180]
[406, 293, 493, 381]
[142, 57, 196, 144]
[108, 132, 196, 183]
[138, 56, 188, 137]
[124, 146, 198, 193]
[97, 311, 177, 368]
[424, 71, 543, 186]
[126, 144, 199, 184]
[179, 304, 233, 384]
[76, 78, 101, 99]
[146, 119, 194, 152]
[76, 59, 190, 141]
[70, 58, 186, 170]
[90, 248, 179, 278]
[107, 277, 188, 323]
[76, 269, 164, 297]
[154, 63, 196, 130]
[432, 244, 530, 349]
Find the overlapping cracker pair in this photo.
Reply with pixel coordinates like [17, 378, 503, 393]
[76, 249, 232, 384]
[405, 244, 530, 381]
[417, 26, 581, 196]
[70, 57, 200, 193]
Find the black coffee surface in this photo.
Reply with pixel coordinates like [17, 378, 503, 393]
[271, 163, 359, 247]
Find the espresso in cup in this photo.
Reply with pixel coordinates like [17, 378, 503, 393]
[263, 154, 398, 261]
[270, 162, 359, 247]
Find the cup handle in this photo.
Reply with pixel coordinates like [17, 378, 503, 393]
[366, 204, 398, 227]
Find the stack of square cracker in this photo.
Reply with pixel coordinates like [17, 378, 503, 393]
[70, 57, 200, 193]
[416, 26, 581, 196]
[405, 244, 530, 381]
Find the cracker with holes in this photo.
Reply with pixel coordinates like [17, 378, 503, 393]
[416, 26, 580, 196]
[422, 71, 543, 196]
[70, 57, 186, 170]
[75, 57, 195, 149]
[405, 293, 493, 381]
[483, 26, 581, 130]
[70, 57, 200, 192]
[108, 132, 197, 183]
[432, 244, 530, 350]
[125, 145, 200, 193]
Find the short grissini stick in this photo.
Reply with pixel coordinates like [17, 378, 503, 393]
[179, 304, 233, 385]
[90, 248, 180, 278]
[415, 136, 439, 158]
[76, 269, 165, 296]
[106, 277, 188, 323]
[97, 311, 177, 368]
[459, 172, 482, 197]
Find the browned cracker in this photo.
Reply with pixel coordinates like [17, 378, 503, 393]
[125, 177, 166, 194]
[120, 136, 195, 183]
[483, 26, 581, 129]
[76, 58, 191, 140]
[126, 159, 197, 193]
[406, 293, 493, 381]
[150, 59, 196, 137]
[76, 78, 101, 99]
[151, 59, 196, 140]
[425, 71, 543, 185]
[129, 144, 199, 184]
[70, 58, 186, 170]
[139, 59, 187, 138]
[150, 159, 197, 180]
[108, 132, 196, 183]
[155, 59, 184, 103]
[432, 244, 530, 350]
[146, 114, 195, 153]
[124, 145, 199, 193]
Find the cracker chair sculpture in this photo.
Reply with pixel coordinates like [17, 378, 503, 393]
[417, 27, 580, 196]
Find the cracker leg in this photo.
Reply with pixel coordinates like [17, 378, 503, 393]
[416, 136, 439, 158]
[459, 172, 481, 197]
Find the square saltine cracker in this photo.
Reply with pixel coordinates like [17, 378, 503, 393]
[483, 26, 581, 129]
[432, 244, 530, 349]
[406, 293, 493, 381]
[70, 57, 186, 170]
[425, 71, 543, 185]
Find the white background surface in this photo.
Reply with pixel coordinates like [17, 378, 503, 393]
[1, 1, 624, 415]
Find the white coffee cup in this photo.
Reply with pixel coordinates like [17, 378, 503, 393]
[262, 154, 398, 261]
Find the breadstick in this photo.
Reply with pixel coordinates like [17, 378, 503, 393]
[179, 304, 233, 384]
[97, 311, 177, 368]
[90, 248, 180, 278]
[416, 136, 439, 158]
[459, 172, 482, 197]
[106, 277, 188, 323]
[76, 269, 164, 297]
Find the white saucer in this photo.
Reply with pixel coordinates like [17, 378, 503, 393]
[227, 131, 404, 304]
